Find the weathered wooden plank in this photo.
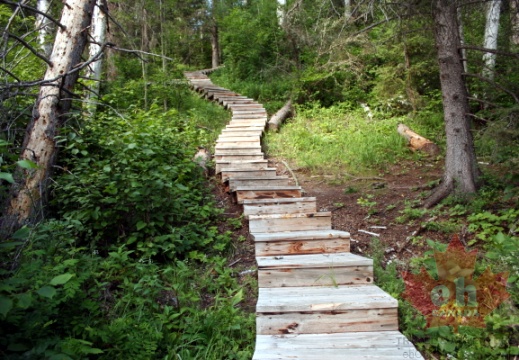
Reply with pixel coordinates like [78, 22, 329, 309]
[221, 168, 277, 182]
[235, 186, 302, 204]
[214, 149, 264, 155]
[216, 136, 261, 142]
[249, 212, 331, 233]
[255, 235, 350, 257]
[257, 252, 373, 287]
[256, 308, 398, 335]
[243, 197, 317, 217]
[256, 285, 397, 312]
[227, 177, 291, 191]
[253, 331, 424, 360]
[214, 154, 265, 161]
[216, 160, 269, 173]
[225, 123, 265, 129]
[228, 103, 265, 109]
[215, 142, 262, 149]
[219, 130, 264, 137]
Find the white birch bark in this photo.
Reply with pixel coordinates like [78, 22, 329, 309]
[35, 0, 53, 56]
[8, 0, 96, 223]
[482, 0, 502, 80]
[277, 0, 286, 27]
[344, 0, 351, 19]
[85, 0, 107, 116]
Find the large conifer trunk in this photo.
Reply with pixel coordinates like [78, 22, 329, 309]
[425, 0, 479, 207]
[6, 0, 96, 225]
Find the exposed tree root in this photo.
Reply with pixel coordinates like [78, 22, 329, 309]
[423, 178, 454, 208]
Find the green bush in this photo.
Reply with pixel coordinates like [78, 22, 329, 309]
[51, 105, 225, 260]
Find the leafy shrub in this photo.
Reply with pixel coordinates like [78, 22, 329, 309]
[51, 105, 226, 260]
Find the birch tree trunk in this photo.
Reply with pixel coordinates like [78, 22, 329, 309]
[425, 0, 479, 208]
[210, 0, 220, 68]
[512, 0, 519, 45]
[85, 0, 107, 116]
[482, 0, 502, 80]
[344, 0, 351, 19]
[277, 0, 286, 27]
[6, 0, 96, 225]
[35, 0, 53, 56]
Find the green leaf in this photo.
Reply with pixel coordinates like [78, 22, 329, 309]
[0, 296, 13, 317]
[16, 159, 38, 169]
[37, 285, 57, 299]
[103, 165, 111, 172]
[16, 293, 32, 309]
[0, 172, 14, 183]
[12, 226, 30, 240]
[50, 273, 74, 286]
[0, 241, 23, 249]
[136, 221, 147, 231]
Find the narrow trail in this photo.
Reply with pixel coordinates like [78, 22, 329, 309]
[184, 70, 424, 360]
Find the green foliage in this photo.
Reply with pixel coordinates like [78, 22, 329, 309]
[265, 102, 421, 177]
[52, 105, 226, 260]
[0, 220, 255, 359]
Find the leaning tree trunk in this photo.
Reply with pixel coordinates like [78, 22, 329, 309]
[425, 0, 479, 208]
[6, 0, 96, 225]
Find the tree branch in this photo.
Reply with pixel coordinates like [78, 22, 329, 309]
[461, 45, 519, 59]
[1, 0, 65, 29]
[7, 33, 52, 66]
[0, 65, 21, 82]
[463, 72, 519, 103]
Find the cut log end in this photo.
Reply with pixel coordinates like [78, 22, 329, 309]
[397, 123, 440, 156]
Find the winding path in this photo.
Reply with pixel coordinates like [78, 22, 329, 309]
[185, 70, 424, 360]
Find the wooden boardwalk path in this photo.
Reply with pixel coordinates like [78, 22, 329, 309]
[184, 70, 424, 360]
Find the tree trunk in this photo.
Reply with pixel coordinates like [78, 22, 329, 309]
[457, 6, 468, 74]
[210, 22, 220, 68]
[277, 0, 286, 27]
[6, 0, 96, 225]
[268, 100, 293, 132]
[511, 0, 519, 45]
[85, 0, 107, 116]
[344, 0, 351, 19]
[35, 0, 53, 57]
[425, 0, 479, 208]
[482, 0, 502, 80]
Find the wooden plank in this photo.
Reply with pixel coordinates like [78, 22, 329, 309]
[243, 197, 317, 217]
[225, 123, 265, 129]
[216, 136, 261, 142]
[220, 130, 264, 137]
[232, 114, 268, 119]
[252, 230, 350, 256]
[216, 160, 269, 173]
[214, 149, 264, 155]
[257, 252, 373, 287]
[214, 154, 265, 161]
[227, 177, 290, 191]
[221, 168, 277, 182]
[235, 186, 302, 204]
[256, 308, 398, 335]
[215, 142, 262, 149]
[256, 285, 397, 312]
[228, 104, 264, 109]
[249, 212, 331, 233]
[253, 332, 424, 360]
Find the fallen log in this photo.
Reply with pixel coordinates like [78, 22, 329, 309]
[268, 100, 293, 132]
[397, 124, 440, 156]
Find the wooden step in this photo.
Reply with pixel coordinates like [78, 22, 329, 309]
[235, 186, 302, 204]
[227, 176, 290, 192]
[252, 230, 350, 256]
[216, 160, 269, 173]
[256, 285, 398, 335]
[216, 136, 261, 142]
[220, 129, 264, 137]
[215, 142, 262, 150]
[221, 168, 277, 182]
[225, 123, 265, 129]
[214, 149, 264, 155]
[253, 331, 425, 359]
[249, 212, 331, 233]
[243, 197, 316, 218]
[215, 154, 265, 161]
[257, 252, 373, 288]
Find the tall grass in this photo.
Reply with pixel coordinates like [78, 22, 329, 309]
[265, 103, 441, 177]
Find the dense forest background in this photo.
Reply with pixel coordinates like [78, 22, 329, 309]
[1, 0, 518, 358]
